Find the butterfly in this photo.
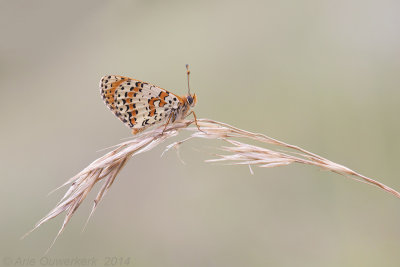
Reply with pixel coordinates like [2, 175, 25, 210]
[100, 65, 198, 135]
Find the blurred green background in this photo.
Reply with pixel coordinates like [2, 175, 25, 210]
[1, 0, 400, 266]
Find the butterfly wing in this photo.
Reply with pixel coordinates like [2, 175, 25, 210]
[100, 75, 184, 133]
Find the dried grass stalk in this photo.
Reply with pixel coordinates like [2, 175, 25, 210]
[23, 118, 400, 252]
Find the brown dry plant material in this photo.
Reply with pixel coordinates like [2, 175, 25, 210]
[23, 118, 400, 252]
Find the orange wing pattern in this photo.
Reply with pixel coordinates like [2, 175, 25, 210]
[100, 75, 185, 134]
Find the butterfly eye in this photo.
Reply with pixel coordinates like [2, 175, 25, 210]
[187, 95, 193, 105]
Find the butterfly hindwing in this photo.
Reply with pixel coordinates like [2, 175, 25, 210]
[100, 75, 183, 133]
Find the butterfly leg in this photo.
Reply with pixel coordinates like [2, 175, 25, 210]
[161, 113, 173, 135]
[186, 111, 205, 133]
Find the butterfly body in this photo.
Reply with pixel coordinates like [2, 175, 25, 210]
[100, 75, 197, 134]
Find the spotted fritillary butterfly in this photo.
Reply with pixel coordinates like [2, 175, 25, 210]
[100, 65, 197, 134]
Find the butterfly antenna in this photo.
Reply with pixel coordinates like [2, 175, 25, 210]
[186, 64, 191, 95]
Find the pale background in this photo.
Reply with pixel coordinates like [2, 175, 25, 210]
[1, 0, 400, 266]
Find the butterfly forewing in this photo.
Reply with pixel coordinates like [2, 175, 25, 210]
[100, 75, 184, 133]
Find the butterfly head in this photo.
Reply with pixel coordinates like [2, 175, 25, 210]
[186, 93, 197, 107]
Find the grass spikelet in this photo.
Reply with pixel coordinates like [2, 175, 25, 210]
[23, 118, 400, 252]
